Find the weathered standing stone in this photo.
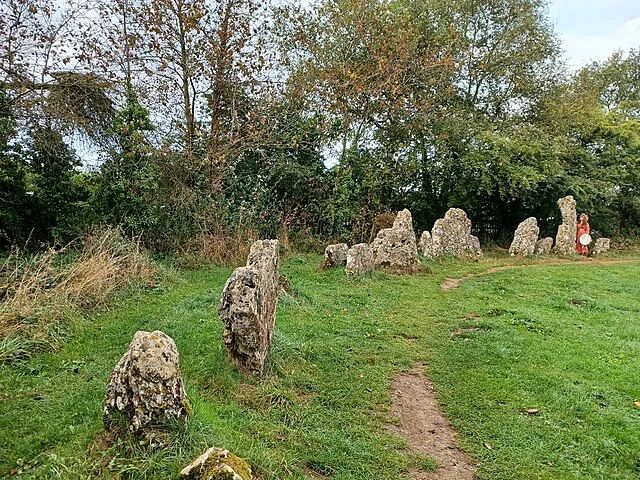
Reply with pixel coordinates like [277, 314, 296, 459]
[346, 243, 374, 276]
[180, 447, 252, 480]
[509, 217, 540, 256]
[218, 239, 279, 376]
[323, 243, 348, 268]
[554, 196, 577, 256]
[371, 209, 420, 272]
[104, 330, 190, 433]
[534, 237, 553, 255]
[591, 238, 611, 255]
[392, 208, 413, 231]
[468, 235, 483, 257]
[418, 231, 433, 258]
[247, 240, 279, 286]
[246, 239, 279, 326]
[431, 208, 482, 258]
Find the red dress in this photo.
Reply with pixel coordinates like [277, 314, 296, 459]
[576, 222, 590, 255]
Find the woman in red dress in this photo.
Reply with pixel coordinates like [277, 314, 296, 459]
[576, 213, 590, 255]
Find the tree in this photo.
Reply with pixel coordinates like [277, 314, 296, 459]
[1, 0, 114, 141]
[98, 88, 158, 236]
[27, 125, 88, 243]
[0, 86, 29, 247]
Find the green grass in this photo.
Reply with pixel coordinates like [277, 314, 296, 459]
[1, 254, 639, 479]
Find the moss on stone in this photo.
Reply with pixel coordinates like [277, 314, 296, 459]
[180, 447, 251, 480]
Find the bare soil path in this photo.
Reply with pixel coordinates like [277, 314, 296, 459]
[389, 257, 638, 480]
[389, 369, 475, 480]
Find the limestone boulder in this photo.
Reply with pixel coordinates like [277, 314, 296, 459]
[247, 239, 279, 289]
[418, 231, 433, 258]
[468, 235, 483, 257]
[431, 208, 482, 258]
[371, 209, 420, 272]
[104, 330, 190, 433]
[554, 196, 577, 256]
[247, 239, 279, 326]
[591, 238, 610, 255]
[346, 243, 374, 276]
[392, 208, 414, 231]
[219, 239, 279, 376]
[323, 243, 348, 268]
[509, 217, 539, 256]
[180, 447, 252, 480]
[534, 237, 553, 255]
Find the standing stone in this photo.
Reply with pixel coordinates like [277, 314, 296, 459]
[104, 330, 190, 433]
[323, 243, 349, 268]
[346, 243, 374, 276]
[371, 209, 420, 272]
[218, 239, 279, 376]
[431, 208, 482, 258]
[591, 238, 611, 255]
[534, 237, 554, 255]
[554, 196, 577, 256]
[392, 209, 414, 231]
[468, 235, 483, 257]
[509, 217, 540, 256]
[418, 231, 433, 258]
[180, 447, 252, 480]
[247, 240, 279, 287]
[246, 239, 279, 328]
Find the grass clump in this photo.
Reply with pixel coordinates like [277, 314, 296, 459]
[0, 227, 157, 350]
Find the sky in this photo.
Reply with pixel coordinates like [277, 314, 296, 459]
[547, 0, 640, 68]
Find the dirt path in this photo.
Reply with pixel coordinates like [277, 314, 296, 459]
[441, 258, 638, 290]
[389, 370, 475, 480]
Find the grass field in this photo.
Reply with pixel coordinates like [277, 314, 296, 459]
[1, 253, 639, 479]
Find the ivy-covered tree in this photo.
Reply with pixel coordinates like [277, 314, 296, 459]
[27, 125, 89, 243]
[98, 88, 159, 236]
[0, 86, 29, 247]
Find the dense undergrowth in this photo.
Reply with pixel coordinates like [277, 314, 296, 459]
[1, 251, 639, 479]
[0, 228, 158, 364]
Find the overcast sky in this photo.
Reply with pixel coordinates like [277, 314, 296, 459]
[547, 0, 640, 68]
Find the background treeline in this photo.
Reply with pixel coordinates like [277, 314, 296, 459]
[1, 0, 640, 253]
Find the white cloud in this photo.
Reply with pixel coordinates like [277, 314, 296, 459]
[560, 16, 640, 68]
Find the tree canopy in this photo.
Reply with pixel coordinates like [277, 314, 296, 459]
[1, 0, 639, 249]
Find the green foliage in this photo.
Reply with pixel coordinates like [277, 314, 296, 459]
[0, 87, 29, 247]
[27, 126, 92, 243]
[3, 0, 640, 249]
[98, 89, 159, 236]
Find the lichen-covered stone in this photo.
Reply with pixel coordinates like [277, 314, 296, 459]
[246, 239, 279, 330]
[346, 243, 374, 276]
[431, 208, 482, 258]
[104, 330, 190, 433]
[418, 231, 433, 258]
[247, 239, 279, 295]
[392, 208, 413, 231]
[180, 447, 252, 480]
[591, 237, 611, 255]
[509, 217, 539, 256]
[371, 209, 420, 272]
[554, 196, 577, 256]
[534, 237, 553, 255]
[468, 235, 483, 257]
[219, 239, 279, 376]
[323, 243, 348, 268]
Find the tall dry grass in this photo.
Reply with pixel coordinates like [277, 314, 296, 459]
[175, 227, 260, 268]
[0, 228, 156, 341]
